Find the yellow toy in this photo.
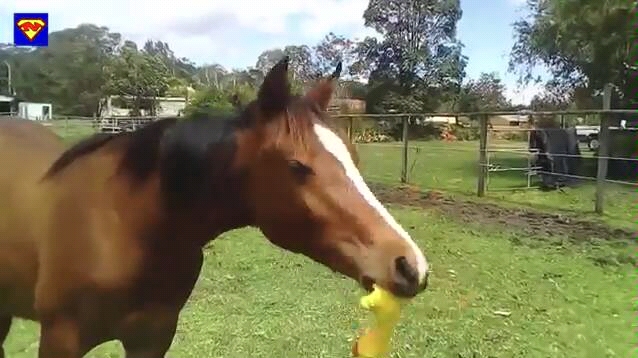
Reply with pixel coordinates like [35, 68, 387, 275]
[351, 284, 404, 358]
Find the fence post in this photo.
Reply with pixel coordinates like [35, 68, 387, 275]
[477, 114, 489, 197]
[594, 84, 613, 214]
[400, 116, 409, 183]
[347, 117, 354, 143]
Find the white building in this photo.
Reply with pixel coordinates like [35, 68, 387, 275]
[101, 95, 188, 118]
[18, 102, 52, 121]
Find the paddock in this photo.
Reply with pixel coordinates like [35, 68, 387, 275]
[2, 119, 634, 357]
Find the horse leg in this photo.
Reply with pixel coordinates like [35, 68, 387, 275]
[38, 315, 89, 358]
[120, 308, 179, 358]
[0, 316, 12, 358]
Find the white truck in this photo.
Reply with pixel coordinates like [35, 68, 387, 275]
[575, 120, 629, 151]
[575, 125, 600, 151]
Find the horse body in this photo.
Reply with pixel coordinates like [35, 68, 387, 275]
[0, 119, 206, 355]
[0, 118, 64, 320]
[0, 59, 430, 357]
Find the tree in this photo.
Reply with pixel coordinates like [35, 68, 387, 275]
[4, 24, 125, 116]
[255, 47, 316, 92]
[510, 0, 634, 108]
[355, 0, 467, 113]
[283, 45, 316, 83]
[314, 33, 359, 79]
[183, 87, 235, 118]
[458, 72, 510, 112]
[255, 49, 286, 78]
[103, 47, 172, 116]
[143, 40, 197, 82]
[194, 64, 228, 89]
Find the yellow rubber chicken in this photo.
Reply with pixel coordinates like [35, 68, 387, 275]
[351, 284, 403, 358]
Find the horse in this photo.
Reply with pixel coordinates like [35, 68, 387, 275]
[0, 57, 429, 357]
[528, 125, 582, 189]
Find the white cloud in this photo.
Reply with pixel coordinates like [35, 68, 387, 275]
[0, 0, 371, 66]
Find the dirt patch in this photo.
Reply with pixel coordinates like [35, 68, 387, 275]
[369, 183, 635, 243]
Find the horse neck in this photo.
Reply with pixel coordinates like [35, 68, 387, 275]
[155, 141, 256, 247]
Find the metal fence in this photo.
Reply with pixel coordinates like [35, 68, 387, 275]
[333, 109, 637, 217]
[3, 110, 635, 217]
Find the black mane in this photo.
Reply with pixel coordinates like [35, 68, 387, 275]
[43, 116, 248, 206]
[42, 98, 329, 207]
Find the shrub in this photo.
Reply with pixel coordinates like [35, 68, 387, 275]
[183, 87, 235, 118]
[450, 125, 480, 141]
[354, 128, 393, 143]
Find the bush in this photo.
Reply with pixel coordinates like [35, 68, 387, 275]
[183, 87, 235, 118]
[354, 128, 392, 143]
[450, 125, 480, 141]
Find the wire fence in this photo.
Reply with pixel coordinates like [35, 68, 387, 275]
[2, 109, 636, 221]
[332, 109, 637, 220]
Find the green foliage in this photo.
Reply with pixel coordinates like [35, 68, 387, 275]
[458, 72, 511, 112]
[510, 0, 634, 107]
[353, 128, 392, 143]
[2, 24, 122, 116]
[183, 87, 236, 118]
[356, 0, 467, 113]
[103, 47, 172, 116]
[449, 125, 480, 141]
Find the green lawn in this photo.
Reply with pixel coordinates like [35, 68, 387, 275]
[357, 140, 636, 230]
[5, 207, 634, 357]
[6, 120, 629, 357]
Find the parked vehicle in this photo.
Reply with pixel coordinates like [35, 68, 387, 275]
[575, 125, 600, 151]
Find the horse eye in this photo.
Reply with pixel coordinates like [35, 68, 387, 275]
[287, 160, 313, 178]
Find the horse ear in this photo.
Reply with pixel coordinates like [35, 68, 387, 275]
[257, 56, 291, 114]
[305, 62, 342, 111]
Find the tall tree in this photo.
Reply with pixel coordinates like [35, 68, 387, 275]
[314, 33, 359, 78]
[457, 72, 510, 112]
[284, 45, 314, 80]
[103, 47, 172, 116]
[255, 49, 286, 77]
[355, 0, 467, 113]
[143, 40, 197, 82]
[254, 47, 314, 92]
[510, 0, 635, 108]
[6, 24, 124, 116]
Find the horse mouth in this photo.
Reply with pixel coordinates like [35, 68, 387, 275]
[360, 275, 375, 292]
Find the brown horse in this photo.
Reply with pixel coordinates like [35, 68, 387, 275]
[0, 57, 429, 357]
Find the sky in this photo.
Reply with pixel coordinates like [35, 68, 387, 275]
[0, 0, 547, 104]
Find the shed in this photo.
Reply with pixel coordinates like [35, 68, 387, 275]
[18, 102, 52, 121]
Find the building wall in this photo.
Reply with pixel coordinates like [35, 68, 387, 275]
[156, 100, 186, 117]
[102, 96, 187, 117]
[18, 102, 52, 120]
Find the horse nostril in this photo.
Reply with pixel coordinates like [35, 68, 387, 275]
[395, 256, 418, 286]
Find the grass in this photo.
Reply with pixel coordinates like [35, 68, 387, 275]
[5, 208, 634, 357]
[5, 120, 630, 357]
[356, 140, 636, 230]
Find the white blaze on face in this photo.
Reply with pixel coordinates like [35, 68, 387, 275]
[313, 123, 429, 282]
